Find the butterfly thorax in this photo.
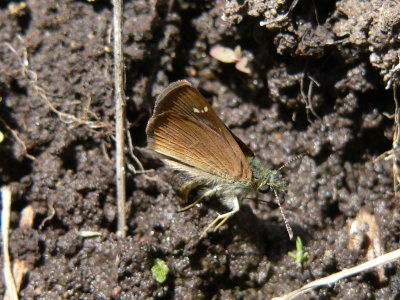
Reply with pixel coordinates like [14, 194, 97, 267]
[248, 157, 287, 195]
[206, 181, 252, 210]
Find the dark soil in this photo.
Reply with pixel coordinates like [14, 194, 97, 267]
[1, 0, 400, 299]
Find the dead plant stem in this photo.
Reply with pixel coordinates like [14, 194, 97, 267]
[274, 247, 400, 300]
[2, 186, 18, 300]
[113, 0, 127, 238]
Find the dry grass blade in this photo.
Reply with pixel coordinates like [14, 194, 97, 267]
[273, 247, 400, 300]
[2, 186, 18, 300]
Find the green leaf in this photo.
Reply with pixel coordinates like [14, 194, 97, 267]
[151, 258, 169, 283]
[288, 236, 309, 265]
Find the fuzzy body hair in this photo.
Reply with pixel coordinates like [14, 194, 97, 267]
[165, 158, 253, 207]
[164, 155, 286, 209]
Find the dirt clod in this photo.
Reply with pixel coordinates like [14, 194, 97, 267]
[0, 0, 399, 298]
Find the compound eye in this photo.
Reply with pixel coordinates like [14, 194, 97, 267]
[258, 185, 270, 193]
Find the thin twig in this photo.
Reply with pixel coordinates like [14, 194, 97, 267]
[38, 199, 55, 230]
[374, 84, 400, 195]
[385, 55, 400, 90]
[300, 73, 321, 122]
[259, 0, 300, 26]
[0, 117, 37, 161]
[3, 39, 111, 130]
[392, 84, 400, 195]
[113, 0, 127, 238]
[2, 186, 18, 300]
[126, 119, 145, 173]
[273, 247, 400, 300]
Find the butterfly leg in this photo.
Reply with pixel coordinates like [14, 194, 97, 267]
[176, 180, 202, 211]
[178, 186, 216, 212]
[200, 197, 239, 238]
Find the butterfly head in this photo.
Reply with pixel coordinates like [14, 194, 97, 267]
[249, 157, 287, 195]
[257, 170, 287, 195]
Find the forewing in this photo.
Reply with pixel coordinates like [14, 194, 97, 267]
[150, 80, 253, 178]
[153, 80, 224, 131]
[147, 112, 251, 181]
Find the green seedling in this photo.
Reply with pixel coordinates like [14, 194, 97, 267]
[288, 237, 309, 265]
[151, 258, 169, 283]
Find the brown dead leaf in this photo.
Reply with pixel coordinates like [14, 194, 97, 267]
[19, 205, 35, 229]
[210, 45, 239, 63]
[348, 209, 386, 283]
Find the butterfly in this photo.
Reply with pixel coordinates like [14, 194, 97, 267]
[146, 80, 291, 238]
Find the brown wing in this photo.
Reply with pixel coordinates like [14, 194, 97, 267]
[148, 80, 253, 180]
[153, 80, 227, 132]
[147, 111, 252, 182]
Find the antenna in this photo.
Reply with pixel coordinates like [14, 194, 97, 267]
[278, 154, 305, 171]
[274, 190, 293, 240]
